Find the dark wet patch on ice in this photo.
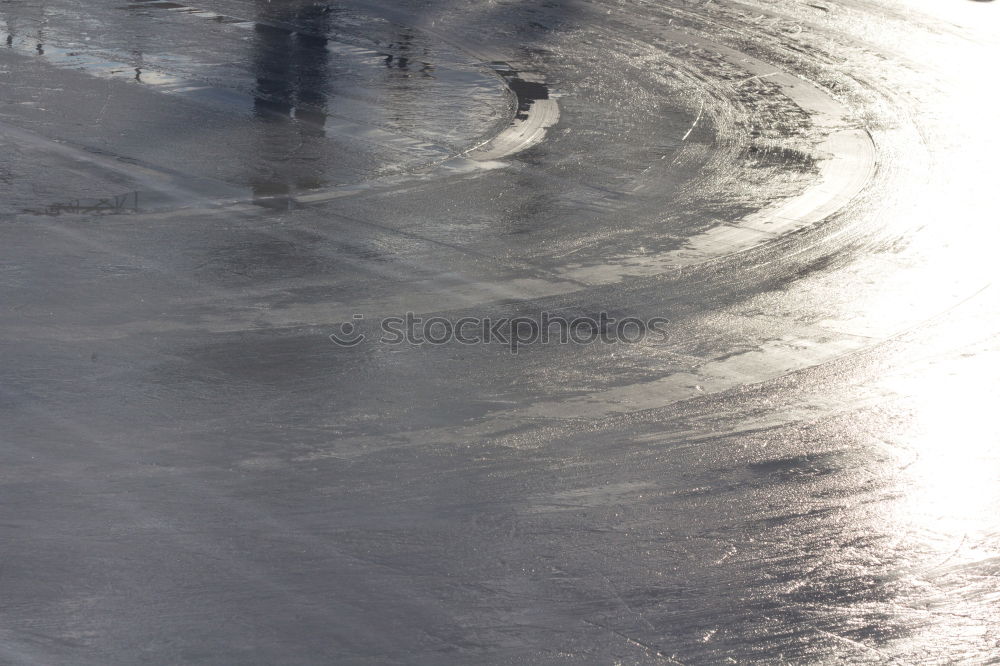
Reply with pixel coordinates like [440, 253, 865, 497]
[128, 1, 187, 9]
[490, 63, 550, 121]
[0, 15, 467, 208]
[2, 0, 515, 210]
[741, 144, 817, 171]
[745, 451, 842, 480]
[156, 332, 347, 389]
[196, 233, 328, 282]
[120, 0, 249, 23]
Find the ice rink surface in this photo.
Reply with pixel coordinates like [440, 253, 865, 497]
[2, 0, 999, 662]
